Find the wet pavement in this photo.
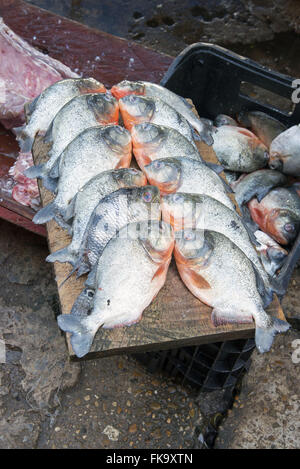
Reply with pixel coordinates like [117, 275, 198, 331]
[26, 0, 300, 76]
[0, 0, 299, 450]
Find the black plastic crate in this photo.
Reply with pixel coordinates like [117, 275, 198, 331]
[135, 339, 255, 392]
[136, 43, 299, 391]
[161, 43, 300, 297]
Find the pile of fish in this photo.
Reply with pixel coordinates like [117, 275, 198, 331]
[21, 77, 292, 358]
[0, 18, 79, 208]
[217, 111, 300, 278]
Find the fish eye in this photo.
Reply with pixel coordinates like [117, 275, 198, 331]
[184, 231, 195, 241]
[284, 223, 295, 233]
[129, 168, 138, 175]
[143, 190, 153, 202]
[85, 289, 94, 298]
[153, 160, 163, 170]
[173, 193, 183, 203]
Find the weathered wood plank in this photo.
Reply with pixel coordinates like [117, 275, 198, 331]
[32, 134, 285, 361]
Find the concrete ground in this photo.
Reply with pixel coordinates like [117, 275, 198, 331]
[0, 0, 299, 449]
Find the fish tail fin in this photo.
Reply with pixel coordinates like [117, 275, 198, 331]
[46, 247, 78, 266]
[43, 121, 54, 143]
[57, 314, 96, 358]
[13, 125, 34, 153]
[32, 201, 56, 224]
[42, 175, 58, 193]
[194, 120, 214, 146]
[61, 196, 76, 222]
[24, 164, 45, 179]
[255, 317, 290, 354]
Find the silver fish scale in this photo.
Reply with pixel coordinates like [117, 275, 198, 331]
[44, 94, 107, 173]
[175, 158, 234, 210]
[195, 197, 269, 285]
[164, 194, 270, 288]
[262, 187, 300, 217]
[177, 230, 270, 329]
[52, 127, 128, 213]
[150, 97, 196, 147]
[270, 125, 300, 175]
[156, 128, 201, 161]
[234, 170, 287, 207]
[213, 126, 268, 172]
[144, 82, 206, 137]
[67, 171, 138, 255]
[81, 190, 160, 269]
[25, 78, 103, 143]
[85, 222, 172, 330]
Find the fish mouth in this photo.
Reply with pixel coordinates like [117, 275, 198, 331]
[111, 81, 145, 100]
[119, 106, 146, 131]
[146, 176, 179, 196]
[269, 154, 283, 171]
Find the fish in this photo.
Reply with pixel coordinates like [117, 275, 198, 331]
[214, 114, 238, 127]
[57, 220, 174, 357]
[46, 168, 147, 265]
[269, 125, 300, 176]
[119, 95, 197, 147]
[58, 186, 161, 283]
[212, 125, 269, 172]
[0, 17, 78, 130]
[130, 122, 202, 170]
[17, 78, 106, 152]
[162, 192, 273, 301]
[143, 156, 235, 210]
[174, 228, 289, 353]
[234, 169, 288, 215]
[111, 80, 213, 145]
[25, 93, 119, 186]
[254, 230, 288, 277]
[32, 125, 132, 224]
[248, 187, 300, 245]
[237, 111, 286, 148]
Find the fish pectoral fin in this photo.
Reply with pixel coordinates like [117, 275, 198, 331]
[32, 201, 56, 224]
[48, 158, 60, 179]
[24, 163, 45, 179]
[212, 308, 253, 326]
[152, 262, 168, 280]
[46, 246, 78, 266]
[255, 317, 290, 354]
[43, 175, 58, 193]
[188, 269, 211, 289]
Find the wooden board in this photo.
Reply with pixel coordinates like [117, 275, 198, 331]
[32, 135, 285, 361]
[0, 0, 173, 234]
